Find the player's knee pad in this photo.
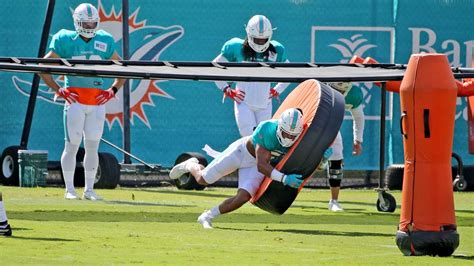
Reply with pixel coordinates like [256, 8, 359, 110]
[64, 142, 80, 154]
[61, 142, 79, 172]
[84, 139, 100, 153]
[83, 139, 100, 171]
[327, 160, 343, 187]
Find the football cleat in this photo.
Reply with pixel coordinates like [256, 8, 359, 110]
[169, 157, 199, 180]
[83, 190, 103, 201]
[197, 210, 213, 229]
[0, 223, 12, 237]
[329, 199, 344, 212]
[65, 190, 80, 200]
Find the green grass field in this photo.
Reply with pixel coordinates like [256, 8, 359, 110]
[0, 186, 472, 265]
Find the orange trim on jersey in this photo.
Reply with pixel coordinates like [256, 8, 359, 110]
[67, 87, 103, 105]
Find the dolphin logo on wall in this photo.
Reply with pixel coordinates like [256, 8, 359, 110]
[11, 0, 184, 129]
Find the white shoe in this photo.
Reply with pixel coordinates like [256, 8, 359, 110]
[329, 199, 344, 212]
[197, 211, 213, 229]
[65, 190, 80, 200]
[169, 157, 199, 180]
[83, 190, 103, 201]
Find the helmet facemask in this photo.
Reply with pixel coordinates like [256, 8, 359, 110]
[276, 108, 304, 147]
[246, 15, 273, 53]
[73, 3, 99, 39]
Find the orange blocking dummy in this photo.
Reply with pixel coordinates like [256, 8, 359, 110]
[396, 53, 459, 256]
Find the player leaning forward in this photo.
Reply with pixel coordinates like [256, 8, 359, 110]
[170, 108, 306, 229]
[40, 3, 126, 200]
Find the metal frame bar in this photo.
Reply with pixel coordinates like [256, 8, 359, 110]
[0, 57, 407, 68]
[121, 0, 131, 164]
[2, 59, 473, 81]
[19, 0, 55, 148]
[379, 82, 387, 189]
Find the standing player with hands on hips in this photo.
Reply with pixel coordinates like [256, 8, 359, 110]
[40, 3, 126, 201]
[213, 15, 290, 137]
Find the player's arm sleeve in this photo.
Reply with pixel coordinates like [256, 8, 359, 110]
[48, 31, 64, 57]
[252, 123, 276, 176]
[273, 59, 290, 94]
[212, 53, 231, 90]
[351, 105, 365, 143]
[104, 35, 117, 59]
[273, 46, 290, 94]
[252, 122, 275, 150]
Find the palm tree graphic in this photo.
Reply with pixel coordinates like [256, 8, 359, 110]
[329, 34, 376, 63]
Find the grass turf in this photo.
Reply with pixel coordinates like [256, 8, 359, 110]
[0, 186, 472, 265]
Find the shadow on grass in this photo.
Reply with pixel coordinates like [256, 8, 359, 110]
[105, 200, 195, 208]
[8, 227, 31, 231]
[294, 205, 368, 212]
[453, 255, 474, 260]
[8, 235, 79, 242]
[292, 203, 399, 216]
[456, 209, 474, 214]
[215, 226, 261, 232]
[137, 188, 231, 199]
[300, 200, 400, 209]
[8, 210, 405, 225]
[264, 228, 394, 237]
[302, 200, 474, 214]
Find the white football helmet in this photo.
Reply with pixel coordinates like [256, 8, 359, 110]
[245, 15, 273, 53]
[328, 82, 352, 96]
[276, 108, 304, 147]
[73, 3, 99, 38]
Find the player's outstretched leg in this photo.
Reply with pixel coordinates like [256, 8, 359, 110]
[169, 157, 199, 179]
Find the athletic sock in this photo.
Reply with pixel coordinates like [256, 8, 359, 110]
[63, 171, 75, 192]
[84, 171, 96, 192]
[0, 201, 8, 222]
[186, 161, 200, 172]
[209, 206, 221, 218]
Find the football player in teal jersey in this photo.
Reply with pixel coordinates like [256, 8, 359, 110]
[326, 82, 365, 211]
[213, 15, 290, 137]
[169, 108, 305, 229]
[40, 3, 126, 201]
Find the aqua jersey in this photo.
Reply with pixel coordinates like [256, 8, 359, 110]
[48, 29, 116, 89]
[221, 38, 287, 63]
[219, 38, 288, 109]
[252, 120, 289, 164]
[344, 85, 364, 110]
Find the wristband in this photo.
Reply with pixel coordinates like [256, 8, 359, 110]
[270, 168, 285, 183]
[222, 85, 231, 92]
[111, 86, 118, 94]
